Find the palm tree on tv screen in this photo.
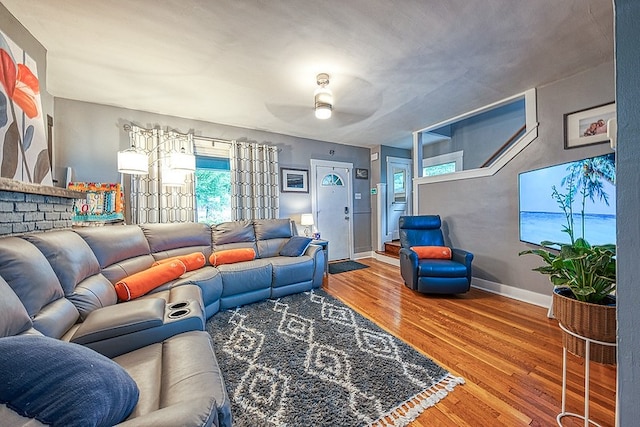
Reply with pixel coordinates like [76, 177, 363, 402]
[554, 153, 615, 244]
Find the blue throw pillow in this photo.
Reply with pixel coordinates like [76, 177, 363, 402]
[0, 335, 139, 427]
[279, 236, 313, 257]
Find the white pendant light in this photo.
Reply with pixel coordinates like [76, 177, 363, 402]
[314, 73, 333, 120]
[169, 150, 196, 173]
[117, 148, 148, 175]
[161, 167, 187, 187]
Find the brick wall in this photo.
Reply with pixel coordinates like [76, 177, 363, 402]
[0, 190, 74, 236]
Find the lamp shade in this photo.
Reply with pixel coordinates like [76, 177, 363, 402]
[169, 152, 196, 172]
[300, 213, 314, 226]
[161, 167, 186, 187]
[117, 150, 148, 175]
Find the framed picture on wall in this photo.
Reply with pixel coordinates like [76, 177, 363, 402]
[355, 168, 369, 179]
[281, 168, 309, 193]
[564, 102, 616, 149]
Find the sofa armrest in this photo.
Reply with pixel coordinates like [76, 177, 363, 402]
[305, 244, 324, 287]
[451, 248, 474, 282]
[399, 247, 419, 290]
[69, 292, 206, 358]
[70, 298, 165, 345]
[115, 398, 218, 427]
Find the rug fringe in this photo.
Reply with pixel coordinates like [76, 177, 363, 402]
[369, 373, 465, 427]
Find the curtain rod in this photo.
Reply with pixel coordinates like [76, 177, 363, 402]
[123, 124, 233, 145]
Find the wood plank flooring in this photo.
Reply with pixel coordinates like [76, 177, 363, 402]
[322, 258, 616, 427]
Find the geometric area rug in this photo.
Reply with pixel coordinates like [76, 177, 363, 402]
[206, 289, 464, 427]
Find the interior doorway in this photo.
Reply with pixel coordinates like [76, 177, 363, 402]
[310, 159, 353, 261]
[385, 156, 412, 241]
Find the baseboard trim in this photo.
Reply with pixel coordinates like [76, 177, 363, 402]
[354, 255, 551, 308]
[369, 251, 400, 266]
[472, 277, 551, 308]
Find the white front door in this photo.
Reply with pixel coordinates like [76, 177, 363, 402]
[310, 159, 353, 261]
[386, 157, 412, 240]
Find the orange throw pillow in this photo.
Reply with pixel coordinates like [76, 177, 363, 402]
[209, 248, 256, 266]
[411, 246, 452, 259]
[153, 252, 206, 271]
[114, 260, 186, 301]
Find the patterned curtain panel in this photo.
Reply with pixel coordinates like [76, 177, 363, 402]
[128, 125, 196, 224]
[229, 141, 279, 220]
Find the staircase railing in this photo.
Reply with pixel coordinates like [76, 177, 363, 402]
[481, 124, 527, 168]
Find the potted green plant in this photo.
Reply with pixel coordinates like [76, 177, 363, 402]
[519, 155, 616, 364]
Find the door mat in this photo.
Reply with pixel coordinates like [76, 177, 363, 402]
[328, 260, 370, 275]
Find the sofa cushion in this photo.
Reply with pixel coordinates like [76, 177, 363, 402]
[115, 260, 187, 301]
[279, 236, 312, 257]
[417, 259, 468, 277]
[0, 237, 64, 318]
[253, 218, 292, 240]
[0, 335, 139, 427]
[411, 245, 452, 259]
[140, 222, 212, 254]
[210, 248, 256, 266]
[114, 331, 230, 427]
[75, 225, 151, 269]
[212, 220, 255, 246]
[24, 231, 102, 296]
[67, 273, 118, 321]
[0, 277, 32, 337]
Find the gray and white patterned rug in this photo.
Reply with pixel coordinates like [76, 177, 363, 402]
[206, 289, 464, 427]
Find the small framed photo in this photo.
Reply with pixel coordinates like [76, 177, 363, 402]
[564, 102, 616, 149]
[355, 168, 369, 179]
[281, 168, 308, 193]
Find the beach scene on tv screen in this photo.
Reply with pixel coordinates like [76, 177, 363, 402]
[519, 154, 616, 246]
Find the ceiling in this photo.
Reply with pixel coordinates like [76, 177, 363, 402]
[2, 0, 613, 148]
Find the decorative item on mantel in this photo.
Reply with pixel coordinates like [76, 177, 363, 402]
[68, 182, 124, 226]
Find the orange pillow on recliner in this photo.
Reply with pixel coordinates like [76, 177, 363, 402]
[411, 246, 452, 259]
[114, 260, 186, 301]
[153, 252, 206, 271]
[209, 248, 256, 266]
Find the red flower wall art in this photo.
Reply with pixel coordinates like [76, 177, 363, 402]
[0, 30, 52, 185]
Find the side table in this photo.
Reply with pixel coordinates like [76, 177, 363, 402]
[557, 322, 617, 427]
[311, 239, 328, 276]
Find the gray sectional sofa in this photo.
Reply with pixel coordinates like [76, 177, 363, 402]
[0, 218, 325, 427]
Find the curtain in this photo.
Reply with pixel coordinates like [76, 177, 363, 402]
[128, 125, 196, 224]
[229, 140, 279, 220]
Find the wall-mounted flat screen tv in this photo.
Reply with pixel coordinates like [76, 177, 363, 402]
[519, 153, 616, 247]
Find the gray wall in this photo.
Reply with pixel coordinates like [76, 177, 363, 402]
[423, 99, 526, 169]
[614, 0, 639, 423]
[416, 61, 615, 296]
[53, 98, 372, 252]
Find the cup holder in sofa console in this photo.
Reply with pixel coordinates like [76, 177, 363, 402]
[168, 308, 191, 319]
[168, 301, 189, 310]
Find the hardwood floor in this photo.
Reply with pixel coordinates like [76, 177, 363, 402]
[322, 258, 616, 427]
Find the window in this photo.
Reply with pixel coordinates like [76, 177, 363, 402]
[321, 173, 344, 186]
[195, 157, 231, 224]
[393, 169, 406, 203]
[423, 162, 456, 176]
[422, 151, 463, 177]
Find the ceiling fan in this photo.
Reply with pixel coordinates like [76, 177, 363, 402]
[265, 72, 381, 127]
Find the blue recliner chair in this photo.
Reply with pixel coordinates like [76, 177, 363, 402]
[398, 215, 473, 294]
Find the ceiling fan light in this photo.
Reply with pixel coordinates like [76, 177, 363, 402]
[315, 104, 332, 119]
[314, 87, 333, 120]
[314, 73, 333, 120]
